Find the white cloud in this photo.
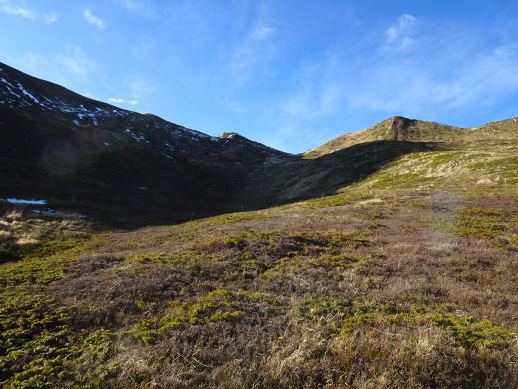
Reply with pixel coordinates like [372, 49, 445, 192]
[56, 47, 96, 77]
[0, 3, 35, 20]
[278, 18, 518, 137]
[121, 0, 147, 11]
[345, 39, 518, 117]
[281, 58, 344, 119]
[82, 92, 100, 100]
[252, 25, 273, 40]
[385, 14, 417, 49]
[230, 23, 275, 76]
[83, 8, 105, 29]
[108, 97, 139, 105]
[283, 85, 343, 118]
[121, 0, 140, 10]
[120, 0, 155, 18]
[0, 1, 58, 23]
[43, 12, 58, 24]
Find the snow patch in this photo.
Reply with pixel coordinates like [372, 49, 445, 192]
[16, 82, 41, 105]
[32, 208, 55, 216]
[125, 128, 147, 143]
[4, 198, 47, 205]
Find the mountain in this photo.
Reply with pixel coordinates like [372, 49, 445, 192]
[0, 62, 291, 226]
[305, 115, 518, 157]
[1, 62, 517, 388]
[0, 62, 430, 226]
[1, 62, 517, 227]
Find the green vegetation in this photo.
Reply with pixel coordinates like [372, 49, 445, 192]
[0, 292, 75, 388]
[340, 303, 516, 346]
[455, 208, 510, 238]
[0, 121, 517, 387]
[129, 289, 257, 344]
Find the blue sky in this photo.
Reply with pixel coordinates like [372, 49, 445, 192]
[2, 0, 518, 152]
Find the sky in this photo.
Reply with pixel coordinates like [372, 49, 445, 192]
[2, 0, 518, 153]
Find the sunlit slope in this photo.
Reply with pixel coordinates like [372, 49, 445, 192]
[305, 115, 518, 158]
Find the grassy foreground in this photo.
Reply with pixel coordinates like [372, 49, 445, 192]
[1, 140, 517, 388]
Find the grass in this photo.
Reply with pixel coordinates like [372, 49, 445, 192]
[0, 136, 517, 388]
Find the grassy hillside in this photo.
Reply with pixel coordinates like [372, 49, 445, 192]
[1, 125, 516, 387]
[305, 116, 518, 157]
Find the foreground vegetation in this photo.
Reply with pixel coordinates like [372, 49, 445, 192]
[1, 138, 517, 388]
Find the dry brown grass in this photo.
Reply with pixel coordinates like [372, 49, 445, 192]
[1, 141, 517, 388]
[21, 188, 511, 388]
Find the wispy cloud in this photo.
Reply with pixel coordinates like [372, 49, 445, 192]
[56, 46, 96, 77]
[277, 14, 518, 140]
[43, 12, 58, 24]
[283, 84, 342, 118]
[230, 23, 275, 77]
[83, 8, 105, 30]
[257, 125, 329, 153]
[120, 0, 154, 16]
[0, 2, 35, 20]
[252, 25, 273, 41]
[0, 1, 58, 23]
[281, 57, 344, 119]
[108, 97, 139, 105]
[345, 32, 518, 116]
[8, 48, 97, 90]
[385, 14, 417, 49]
[121, 0, 140, 11]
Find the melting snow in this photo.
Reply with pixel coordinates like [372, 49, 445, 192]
[4, 198, 47, 205]
[16, 82, 40, 104]
[1, 76, 129, 125]
[32, 208, 55, 216]
[0, 72, 217, 149]
[125, 128, 147, 142]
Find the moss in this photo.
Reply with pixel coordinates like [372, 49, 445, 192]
[455, 208, 509, 238]
[126, 251, 168, 263]
[187, 211, 272, 227]
[194, 230, 372, 280]
[0, 236, 95, 287]
[298, 195, 350, 209]
[129, 289, 263, 344]
[340, 304, 517, 347]
[319, 254, 370, 269]
[298, 297, 352, 320]
[0, 291, 76, 388]
[74, 330, 117, 388]
[184, 289, 245, 324]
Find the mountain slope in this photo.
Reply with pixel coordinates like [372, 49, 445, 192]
[305, 115, 518, 157]
[0, 63, 432, 226]
[0, 62, 517, 388]
[1, 119, 517, 388]
[0, 62, 292, 225]
[1, 62, 517, 228]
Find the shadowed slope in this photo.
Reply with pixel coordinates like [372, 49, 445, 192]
[0, 63, 438, 227]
